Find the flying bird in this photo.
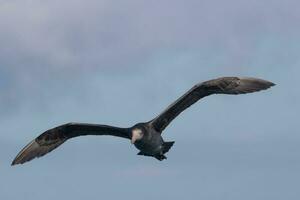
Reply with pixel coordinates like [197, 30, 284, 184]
[12, 77, 275, 165]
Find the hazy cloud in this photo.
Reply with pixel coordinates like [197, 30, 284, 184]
[0, 0, 299, 200]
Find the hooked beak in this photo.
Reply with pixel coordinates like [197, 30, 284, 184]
[131, 129, 142, 144]
[131, 134, 138, 144]
[131, 137, 136, 144]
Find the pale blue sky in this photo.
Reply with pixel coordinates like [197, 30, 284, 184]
[0, 0, 299, 199]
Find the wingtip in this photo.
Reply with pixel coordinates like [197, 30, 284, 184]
[260, 78, 275, 87]
[266, 81, 276, 90]
[11, 157, 24, 166]
[11, 136, 66, 166]
[262, 80, 276, 89]
[11, 139, 40, 166]
[11, 160, 18, 166]
[239, 77, 276, 93]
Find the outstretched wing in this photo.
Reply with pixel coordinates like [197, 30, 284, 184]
[150, 77, 275, 133]
[12, 123, 130, 165]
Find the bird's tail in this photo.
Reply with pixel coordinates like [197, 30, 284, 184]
[162, 141, 175, 154]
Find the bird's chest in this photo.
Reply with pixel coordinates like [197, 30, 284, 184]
[134, 133, 163, 155]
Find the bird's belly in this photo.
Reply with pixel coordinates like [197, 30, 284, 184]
[134, 139, 163, 155]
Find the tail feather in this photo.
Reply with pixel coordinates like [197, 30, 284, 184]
[163, 141, 175, 154]
[155, 154, 167, 161]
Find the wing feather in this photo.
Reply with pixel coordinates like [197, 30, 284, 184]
[150, 77, 275, 132]
[12, 123, 130, 165]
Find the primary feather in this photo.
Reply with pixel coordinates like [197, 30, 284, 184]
[150, 77, 275, 132]
[12, 123, 130, 165]
[12, 77, 275, 165]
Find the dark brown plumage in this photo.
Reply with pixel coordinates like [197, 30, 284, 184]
[150, 77, 275, 132]
[12, 77, 275, 165]
[12, 124, 130, 165]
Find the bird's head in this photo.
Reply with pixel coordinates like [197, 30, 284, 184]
[131, 128, 144, 144]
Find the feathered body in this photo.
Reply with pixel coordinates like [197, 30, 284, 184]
[12, 77, 275, 165]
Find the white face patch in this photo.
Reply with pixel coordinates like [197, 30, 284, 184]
[131, 128, 143, 144]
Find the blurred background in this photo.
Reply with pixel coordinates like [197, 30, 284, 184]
[0, 0, 299, 199]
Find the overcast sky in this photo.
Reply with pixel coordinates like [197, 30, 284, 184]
[0, 0, 299, 199]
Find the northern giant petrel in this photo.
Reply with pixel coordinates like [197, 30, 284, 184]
[12, 77, 275, 165]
